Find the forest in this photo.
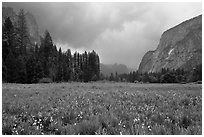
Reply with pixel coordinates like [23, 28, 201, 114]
[2, 10, 100, 83]
[103, 65, 202, 83]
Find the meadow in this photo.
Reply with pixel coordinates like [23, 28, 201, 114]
[2, 82, 202, 135]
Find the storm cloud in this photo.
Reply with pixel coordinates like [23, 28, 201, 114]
[3, 2, 201, 69]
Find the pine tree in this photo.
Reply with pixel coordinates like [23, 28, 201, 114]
[48, 45, 58, 81]
[77, 53, 80, 68]
[73, 52, 77, 68]
[16, 56, 27, 83]
[64, 49, 72, 81]
[96, 54, 100, 79]
[2, 60, 7, 82]
[2, 13, 101, 83]
[5, 50, 18, 82]
[2, 17, 15, 82]
[83, 51, 89, 82]
[88, 50, 100, 81]
[56, 48, 63, 82]
[43, 30, 53, 58]
[2, 17, 15, 62]
[16, 9, 30, 55]
[35, 60, 44, 81]
[26, 54, 37, 83]
[40, 30, 54, 77]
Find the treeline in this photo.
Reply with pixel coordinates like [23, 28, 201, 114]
[102, 65, 202, 83]
[2, 9, 100, 83]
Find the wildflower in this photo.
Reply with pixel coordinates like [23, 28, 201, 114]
[50, 116, 53, 122]
[147, 125, 152, 131]
[14, 130, 18, 135]
[118, 120, 122, 125]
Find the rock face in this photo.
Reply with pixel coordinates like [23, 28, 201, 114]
[25, 12, 40, 44]
[138, 15, 202, 73]
[2, 7, 41, 44]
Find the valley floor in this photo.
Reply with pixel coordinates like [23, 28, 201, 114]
[2, 82, 202, 135]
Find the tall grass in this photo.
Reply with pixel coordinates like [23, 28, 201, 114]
[2, 83, 202, 135]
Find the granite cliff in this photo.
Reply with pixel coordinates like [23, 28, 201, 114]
[138, 15, 202, 73]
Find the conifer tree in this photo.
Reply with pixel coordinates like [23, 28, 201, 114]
[2, 17, 14, 61]
[2, 9, 101, 83]
[16, 9, 29, 55]
[40, 30, 54, 77]
[5, 50, 18, 82]
[2, 17, 15, 82]
[26, 54, 37, 83]
[56, 48, 63, 82]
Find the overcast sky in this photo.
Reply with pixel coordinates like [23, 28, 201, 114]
[3, 2, 202, 69]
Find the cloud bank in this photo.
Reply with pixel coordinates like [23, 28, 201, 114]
[3, 2, 202, 69]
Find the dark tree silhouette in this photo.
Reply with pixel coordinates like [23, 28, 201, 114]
[2, 9, 101, 83]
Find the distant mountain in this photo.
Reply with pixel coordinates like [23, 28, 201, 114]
[2, 7, 41, 44]
[100, 63, 133, 76]
[138, 15, 202, 73]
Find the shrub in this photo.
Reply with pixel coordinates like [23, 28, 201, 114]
[38, 78, 53, 83]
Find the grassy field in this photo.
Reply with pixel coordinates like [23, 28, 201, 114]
[2, 82, 202, 135]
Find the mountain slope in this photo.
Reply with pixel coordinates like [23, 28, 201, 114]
[138, 15, 202, 73]
[100, 63, 132, 76]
